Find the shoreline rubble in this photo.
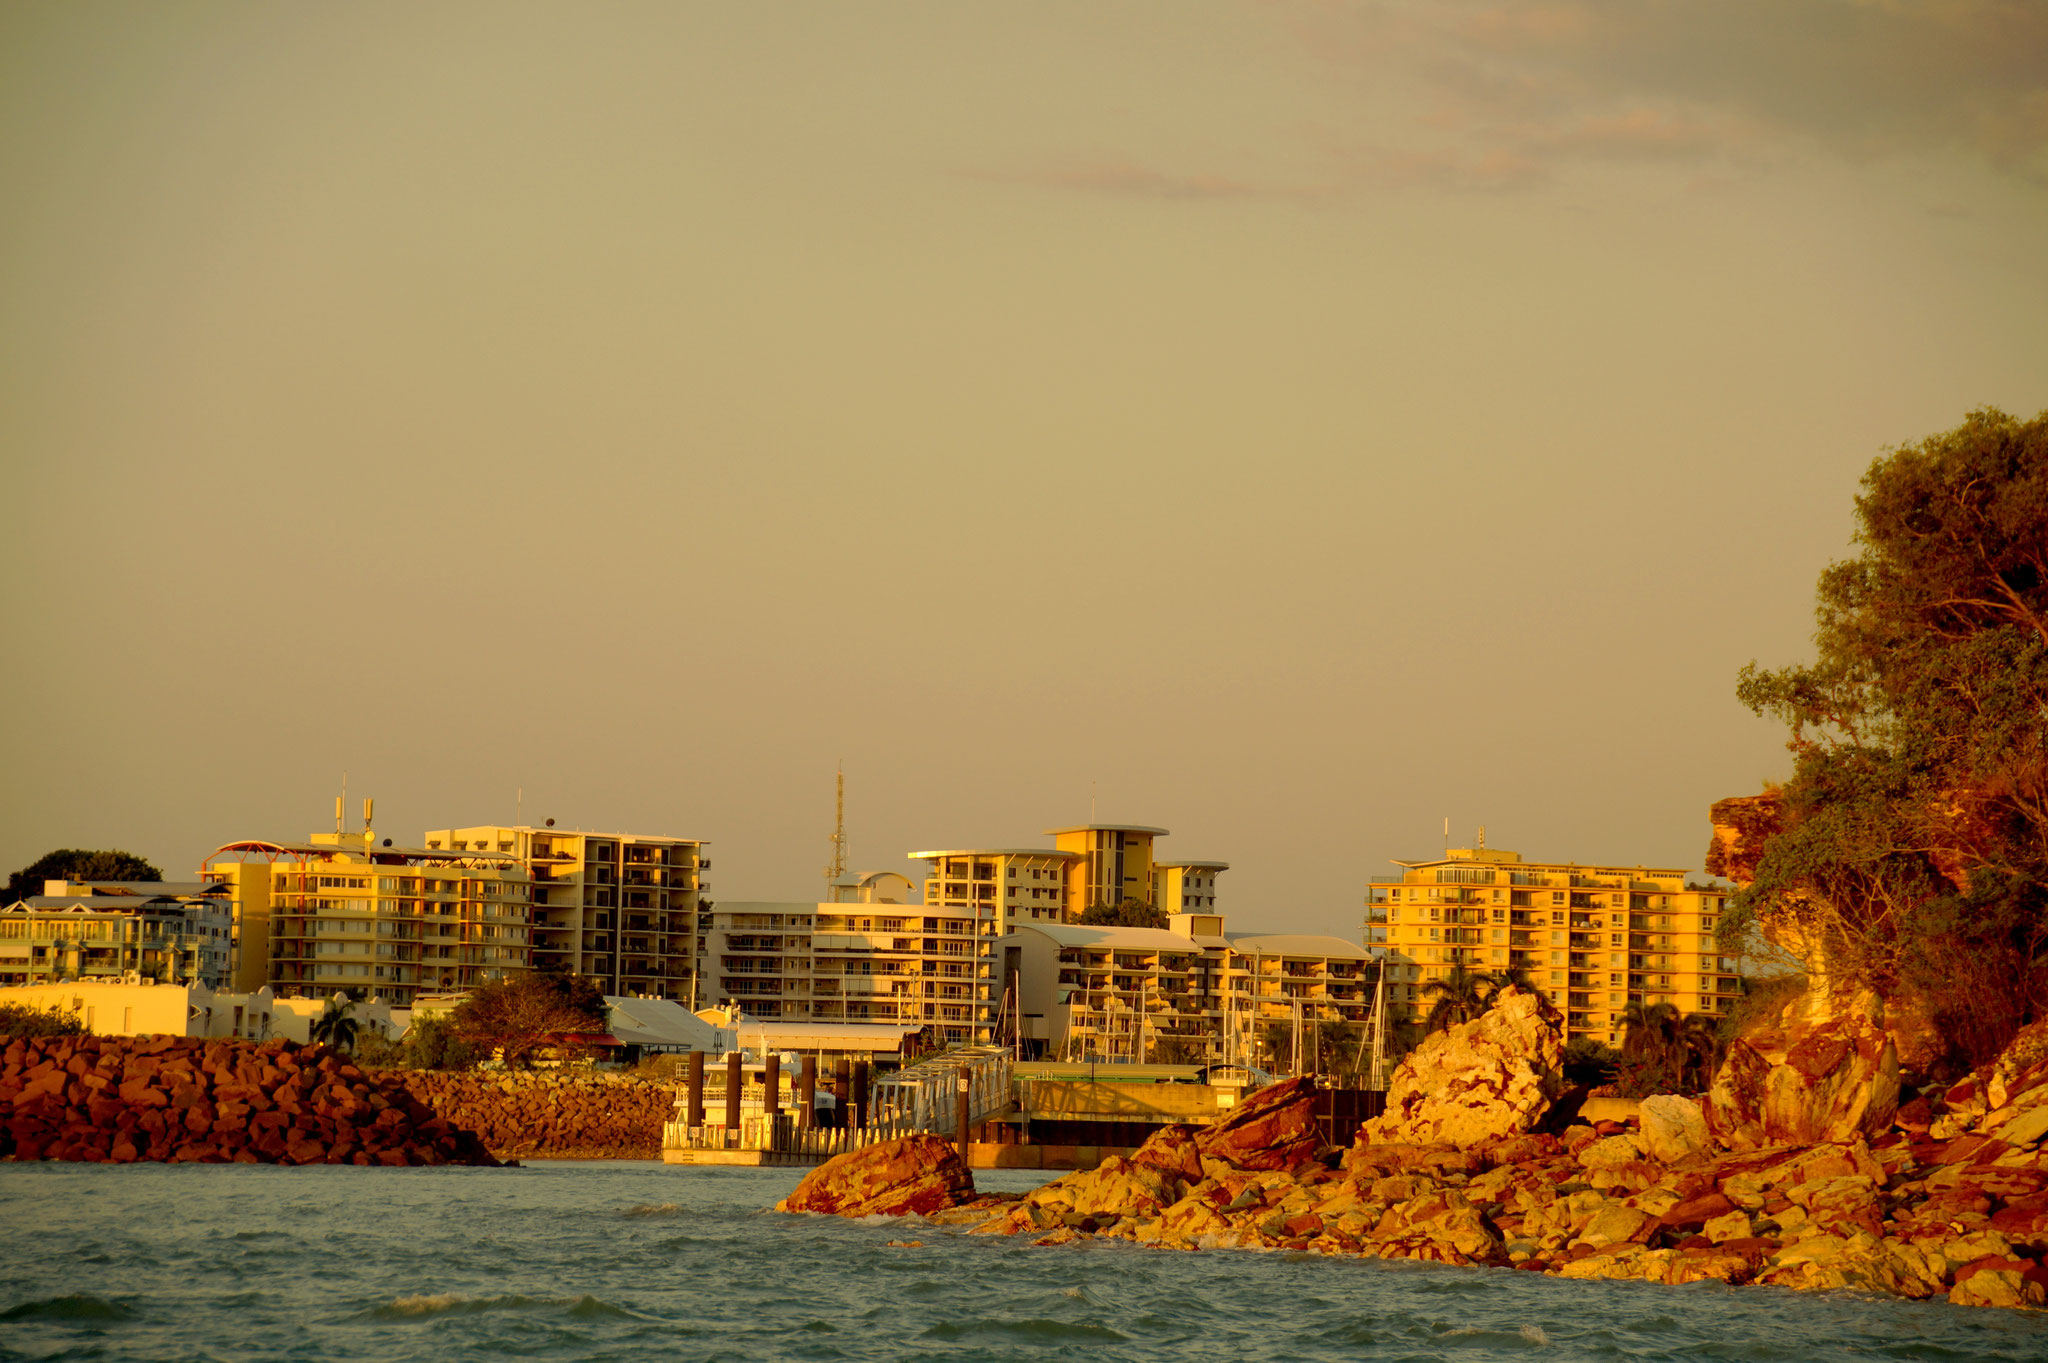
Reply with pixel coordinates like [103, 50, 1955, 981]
[780, 987, 2048, 1313]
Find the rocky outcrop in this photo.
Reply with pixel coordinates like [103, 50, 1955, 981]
[1198, 1076, 1321, 1171]
[1357, 987, 1566, 1148]
[1706, 991, 1900, 1149]
[777, 1134, 975, 1217]
[394, 1070, 673, 1159]
[0, 1034, 498, 1166]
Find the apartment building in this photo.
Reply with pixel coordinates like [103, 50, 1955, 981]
[204, 831, 532, 1003]
[1004, 912, 1375, 1065]
[0, 882, 231, 989]
[696, 878, 994, 1047]
[909, 826, 1228, 929]
[907, 847, 1080, 931]
[426, 825, 706, 1001]
[1364, 846, 1742, 1043]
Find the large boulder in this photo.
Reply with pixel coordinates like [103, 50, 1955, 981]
[1704, 991, 1899, 1149]
[1358, 987, 1566, 1148]
[1197, 1076, 1322, 1171]
[776, 1134, 973, 1217]
[1638, 1095, 1710, 1165]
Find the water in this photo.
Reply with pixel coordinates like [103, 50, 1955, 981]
[2, 1161, 2044, 1363]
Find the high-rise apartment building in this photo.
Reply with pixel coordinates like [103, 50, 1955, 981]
[1153, 860, 1228, 915]
[426, 825, 706, 1001]
[1047, 824, 1167, 915]
[205, 831, 532, 1002]
[0, 881, 232, 989]
[909, 826, 1227, 929]
[1365, 846, 1741, 1043]
[907, 847, 1080, 931]
[695, 874, 994, 1047]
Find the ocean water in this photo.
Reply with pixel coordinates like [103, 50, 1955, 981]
[2, 1161, 2044, 1363]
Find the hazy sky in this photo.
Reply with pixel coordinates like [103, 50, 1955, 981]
[4, 2, 2045, 940]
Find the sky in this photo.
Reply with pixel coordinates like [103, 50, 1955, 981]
[3, 1, 2046, 940]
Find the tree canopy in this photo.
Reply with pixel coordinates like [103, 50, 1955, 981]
[450, 971, 609, 1068]
[7, 849, 165, 902]
[1077, 897, 1168, 930]
[1728, 407, 2048, 1068]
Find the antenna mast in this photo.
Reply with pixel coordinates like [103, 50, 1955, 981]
[824, 763, 847, 888]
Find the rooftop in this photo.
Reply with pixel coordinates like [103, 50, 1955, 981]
[1042, 824, 1171, 837]
[906, 848, 1084, 861]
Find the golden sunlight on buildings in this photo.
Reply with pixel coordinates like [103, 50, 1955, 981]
[1364, 846, 1741, 1043]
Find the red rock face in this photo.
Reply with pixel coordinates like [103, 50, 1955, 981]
[1705, 792, 1783, 885]
[1705, 1002, 1900, 1149]
[1197, 1076, 1322, 1171]
[778, 1133, 974, 1217]
[1129, 1122, 1205, 1183]
[0, 1035, 498, 1167]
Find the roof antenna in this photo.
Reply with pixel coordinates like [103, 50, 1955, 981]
[1477, 824, 1486, 851]
[1091, 779, 1097, 823]
[824, 762, 847, 888]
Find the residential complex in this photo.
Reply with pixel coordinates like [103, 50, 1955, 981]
[909, 824, 1229, 929]
[0, 881, 231, 989]
[1003, 912, 1376, 1065]
[203, 830, 532, 1003]
[695, 871, 996, 1047]
[426, 825, 707, 1001]
[1365, 846, 1741, 1043]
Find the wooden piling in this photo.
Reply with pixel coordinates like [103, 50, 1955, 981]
[798, 1055, 817, 1129]
[764, 1053, 781, 1120]
[724, 1050, 741, 1136]
[955, 1069, 970, 1164]
[832, 1057, 851, 1130]
[686, 1050, 705, 1127]
[853, 1061, 870, 1129]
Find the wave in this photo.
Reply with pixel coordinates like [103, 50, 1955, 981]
[0, 1294, 136, 1323]
[358, 1293, 639, 1322]
[922, 1318, 1130, 1343]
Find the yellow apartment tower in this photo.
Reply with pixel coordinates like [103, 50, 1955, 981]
[1364, 846, 1740, 1043]
[205, 831, 532, 1003]
[1048, 824, 1167, 916]
[426, 825, 706, 1002]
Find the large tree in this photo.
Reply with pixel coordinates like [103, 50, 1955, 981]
[7, 849, 165, 901]
[450, 971, 609, 1068]
[1727, 407, 2048, 1068]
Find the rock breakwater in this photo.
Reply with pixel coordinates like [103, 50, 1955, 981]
[0, 1034, 498, 1166]
[393, 1070, 675, 1159]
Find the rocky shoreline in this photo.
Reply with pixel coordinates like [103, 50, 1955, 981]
[0, 1034, 500, 1166]
[780, 989, 2048, 1313]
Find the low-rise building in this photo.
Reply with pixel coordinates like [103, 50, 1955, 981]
[1003, 913, 1376, 1066]
[0, 882, 231, 988]
[1365, 845, 1742, 1043]
[0, 979, 276, 1039]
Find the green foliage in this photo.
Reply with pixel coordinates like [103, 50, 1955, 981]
[451, 971, 608, 1068]
[7, 849, 165, 902]
[1420, 964, 1501, 1034]
[1616, 1002, 1722, 1094]
[403, 1015, 480, 1071]
[0, 1002, 87, 1039]
[309, 997, 360, 1053]
[1561, 1036, 1618, 1088]
[1077, 898, 1168, 930]
[1730, 407, 2048, 1068]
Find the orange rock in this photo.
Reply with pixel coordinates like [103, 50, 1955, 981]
[778, 1134, 974, 1217]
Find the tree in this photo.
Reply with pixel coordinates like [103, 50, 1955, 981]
[1728, 408, 2048, 1070]
[451, 971, 608, 1068]
[0, 1002, 86, 1039]
[1419, 964, 1500, 1034]
[1077, 897, 1167, 930]
[402, 1015, 480, 1070]
[309, 997, 360, 1053]
[7, 849, 165, 902]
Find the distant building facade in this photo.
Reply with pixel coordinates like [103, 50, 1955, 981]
[0, 881, 231, 989]
[204, 831, 532, 1004]
[1365, 846, 1741, 1043]
[426, 824, 707, 1002]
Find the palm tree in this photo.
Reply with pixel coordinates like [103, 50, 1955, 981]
[310, 997, 359, 1053]
[1620, 1000, 1681, 1069]
[1674, 1012, 1724, 1092]
[1420, 964, 1501, 1034]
